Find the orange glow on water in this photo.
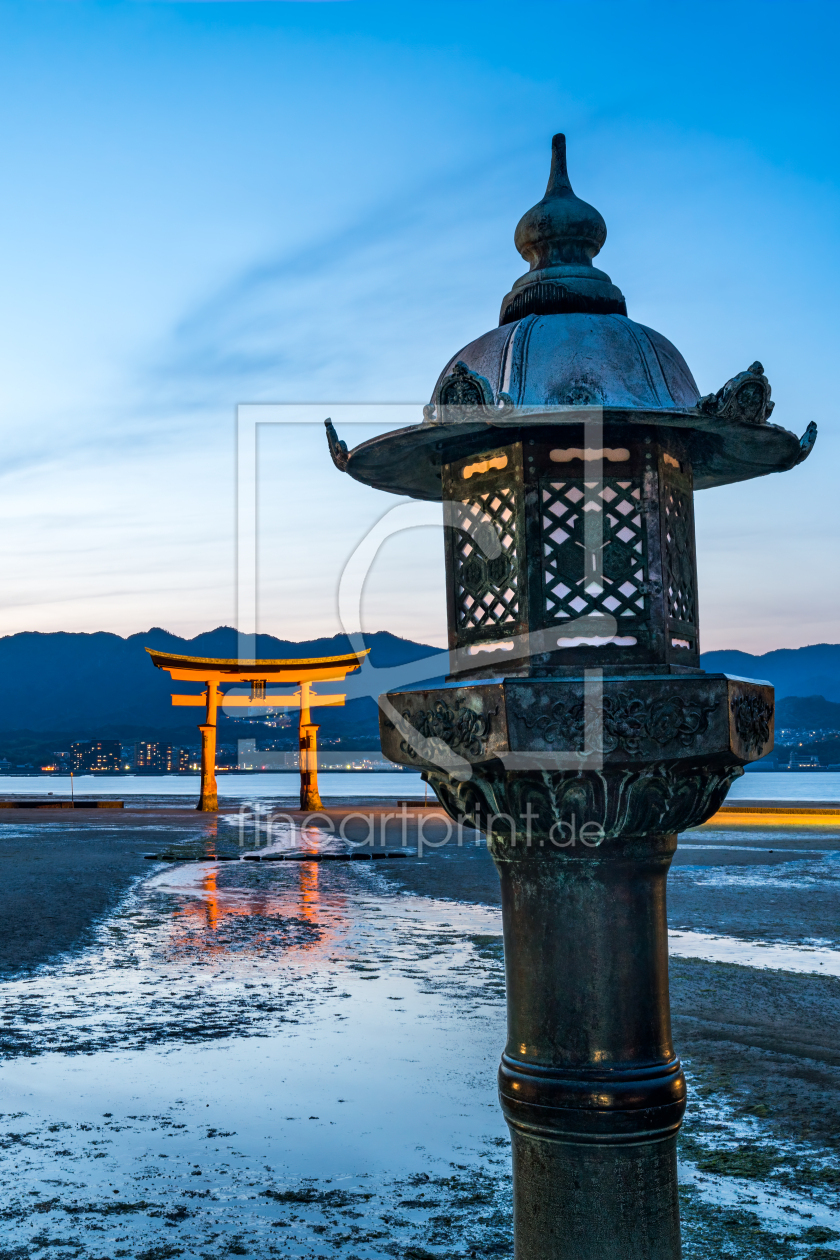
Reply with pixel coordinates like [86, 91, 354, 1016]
[298, 860, 320, 924]
[202, 867, 220, 932]
[166, 859, 344, 962]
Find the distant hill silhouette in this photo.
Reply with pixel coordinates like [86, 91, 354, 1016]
[700, 644, 840, 703]
[774, 694, 840, 729]
[0, 628, 445, 735]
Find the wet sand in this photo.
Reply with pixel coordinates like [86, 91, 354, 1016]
[4, 802, 832, 974]
[0, 802, 839, 1259]
[0, 810, 222, 973]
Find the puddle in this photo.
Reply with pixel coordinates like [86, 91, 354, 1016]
[676, 848, 840, 890]
[0, 856, 511, 1257]
[148, 861, 840, 978]
[232, 818, 357, 857]
[668, 930, 840, 976]
[680, 1160, 840, 1230]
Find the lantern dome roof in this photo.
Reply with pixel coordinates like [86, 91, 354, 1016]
[325, 134, 816, 500]
[433, 133, 697, 412]
[431, 312, 701, 413]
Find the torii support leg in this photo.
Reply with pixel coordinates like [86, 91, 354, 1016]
[198, 683, 219, 812]
[299, 723, 323, 812]
[298, 681, 323, 811]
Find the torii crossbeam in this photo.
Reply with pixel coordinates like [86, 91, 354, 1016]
[146, 648, 369, 811]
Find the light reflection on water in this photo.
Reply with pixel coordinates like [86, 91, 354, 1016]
[151, 857, 347, 961]
[0, 770, 422, 797]
[0, 855, 510, 1259]
[144, 843, 840, 978]
[728, 771, 840, 801]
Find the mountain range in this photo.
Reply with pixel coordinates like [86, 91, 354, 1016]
[0, 630, 837, 763]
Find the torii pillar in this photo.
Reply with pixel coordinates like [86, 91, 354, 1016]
[198, 683, 220, 812]
[298, 680, 323, 811]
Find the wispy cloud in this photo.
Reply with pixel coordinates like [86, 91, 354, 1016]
[141, 140, 530, 412]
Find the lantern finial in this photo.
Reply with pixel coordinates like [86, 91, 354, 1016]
[500, 132, 627, 324]
[514, 132, 606, 270]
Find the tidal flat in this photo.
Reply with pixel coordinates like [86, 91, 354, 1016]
[0, 801, 838, 1260]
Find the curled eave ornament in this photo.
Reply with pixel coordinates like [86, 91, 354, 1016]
[697, 361, 774, 425]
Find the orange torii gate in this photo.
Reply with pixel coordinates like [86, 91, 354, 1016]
[146, 648, 369, 812]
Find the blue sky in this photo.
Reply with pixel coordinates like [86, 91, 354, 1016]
[0, 0, 837, 651]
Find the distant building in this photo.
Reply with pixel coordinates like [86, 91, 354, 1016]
[70, 742, 87, 772]
[134, 741, 161, 769]
[89, 740, 122, 771]
[165, 745, 183, 772]
[70, 740, 121, 772]
[133, 741, 192, 772]
[785, 752, 822, 768]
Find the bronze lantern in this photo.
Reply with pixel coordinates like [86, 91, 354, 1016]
[326, 133, 815, 1260]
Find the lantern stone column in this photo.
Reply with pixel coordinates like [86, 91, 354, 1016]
[384, 672, 769, 1260]
[495, 828, 682, 1260]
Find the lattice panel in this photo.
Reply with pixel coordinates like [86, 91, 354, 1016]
[664, 485, 696, 625]
[541, 480, 647, 622]
[455, 488, 519, 632]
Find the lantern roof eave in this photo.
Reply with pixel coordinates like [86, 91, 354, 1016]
[334, 408, 816, 500]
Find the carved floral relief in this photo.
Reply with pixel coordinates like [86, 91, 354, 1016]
[731, 694, 774, 756]
[399, 701, 493, 761]
[425, 760, 743, 843]
[523, 690, 716, 756]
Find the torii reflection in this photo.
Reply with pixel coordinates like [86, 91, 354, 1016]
[166, 849, 344, 962]
[297, 860, 320, 925]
